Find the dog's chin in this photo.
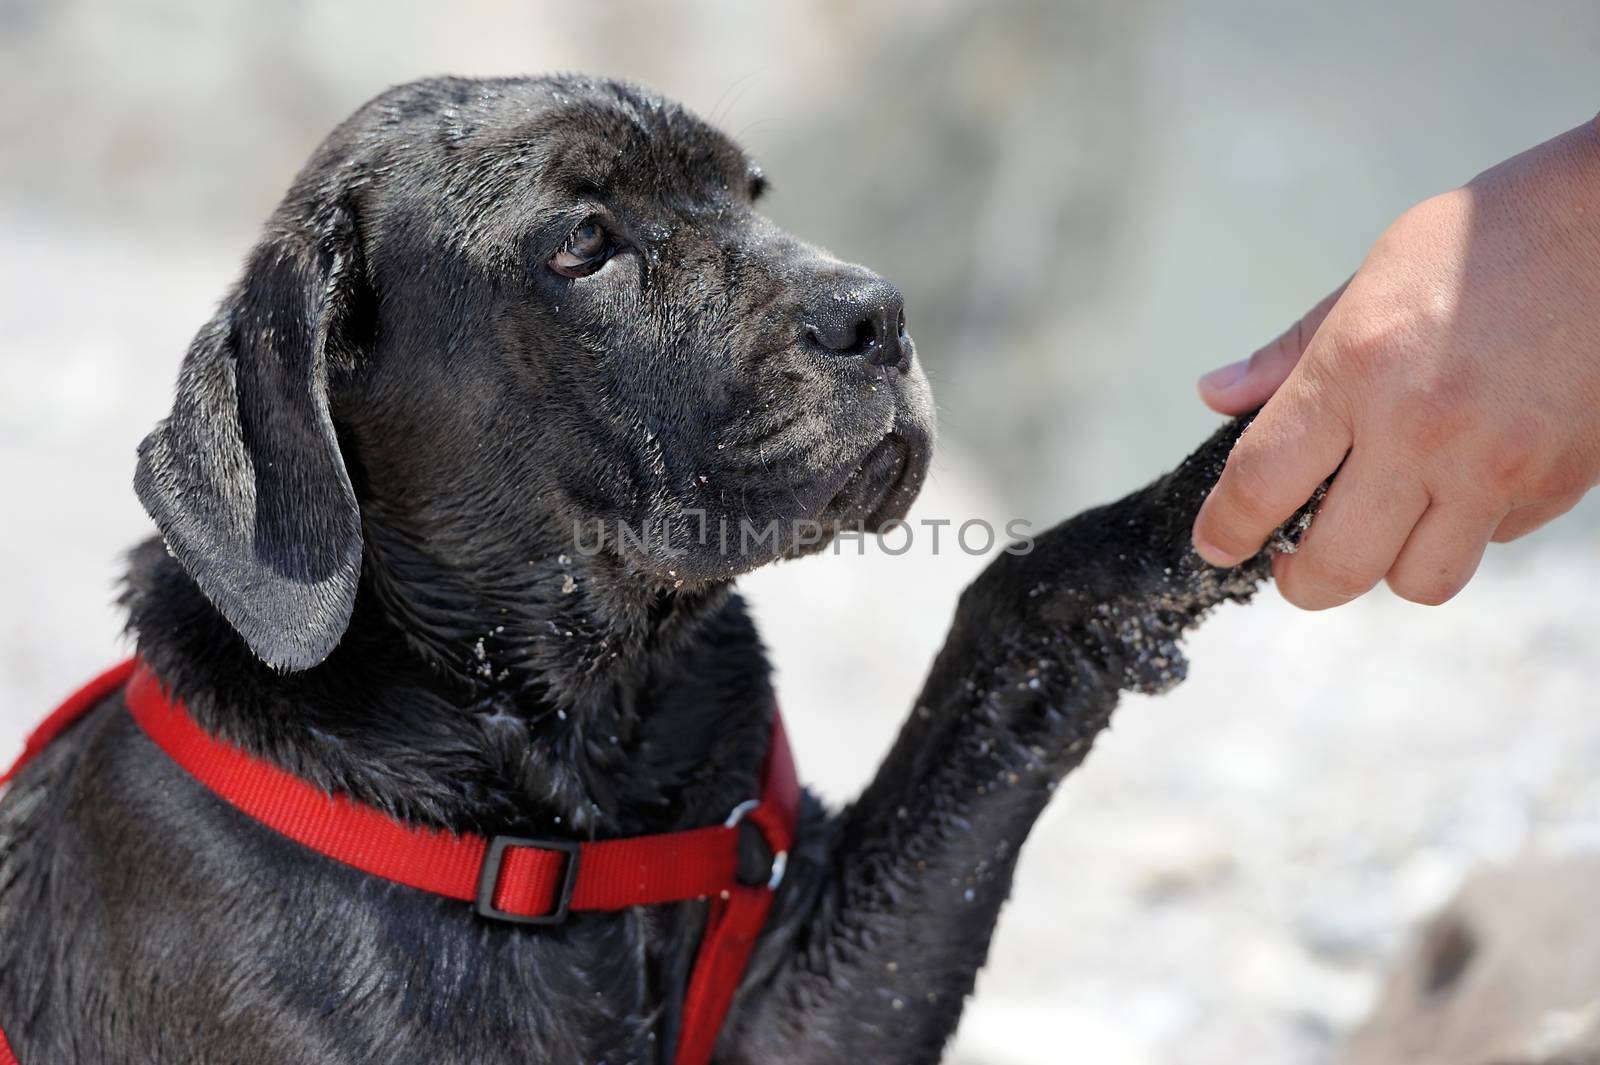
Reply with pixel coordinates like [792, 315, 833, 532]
[819, 430, 928, 533]
[763, 433, 926, 565]
[614, 418, 933, 583]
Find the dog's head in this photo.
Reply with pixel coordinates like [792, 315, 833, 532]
[135, 76, 934, 672]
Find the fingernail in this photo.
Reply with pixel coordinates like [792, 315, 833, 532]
[1193, 537, 1242, 568]
[1198, 359, 1249, 392]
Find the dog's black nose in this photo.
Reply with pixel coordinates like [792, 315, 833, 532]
[805, 278, 912, 372]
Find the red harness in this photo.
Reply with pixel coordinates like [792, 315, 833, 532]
[0, 660, 799, 1065]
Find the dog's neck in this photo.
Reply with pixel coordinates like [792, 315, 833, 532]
[121, 524, 776, 840]
[356, 506, 728, 709]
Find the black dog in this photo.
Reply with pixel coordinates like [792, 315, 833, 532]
[0, 75, 1302, 1064]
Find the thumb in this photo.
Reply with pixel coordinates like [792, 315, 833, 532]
[1198, 281, 1349, 415]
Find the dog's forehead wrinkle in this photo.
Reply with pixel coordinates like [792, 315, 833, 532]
[500, 98, 745, 208]
[327, 80, 745, 256]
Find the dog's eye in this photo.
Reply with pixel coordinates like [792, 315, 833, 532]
[549, 220, 611, 278]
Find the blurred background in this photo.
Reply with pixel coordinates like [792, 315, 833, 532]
[2, 1, 1598, 1061]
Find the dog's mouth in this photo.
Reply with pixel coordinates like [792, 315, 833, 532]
[822, 431, 925, 532]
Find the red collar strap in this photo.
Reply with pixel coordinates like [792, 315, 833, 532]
[0, 659, 800, 1065]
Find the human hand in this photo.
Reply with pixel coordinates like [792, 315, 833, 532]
[1191, 117, 1600, 608]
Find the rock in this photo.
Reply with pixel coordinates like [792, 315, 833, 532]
[1340, 857, 1600, 1065]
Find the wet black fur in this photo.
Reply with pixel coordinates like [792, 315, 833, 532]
[0, 75, 1301, 1064]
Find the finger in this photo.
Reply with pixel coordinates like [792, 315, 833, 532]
[1198, 281, 1350, 415]
[1192, 375, 1353, 567]
[1491, 491, 1586, 543]
[1385, 503, 1503, 606]
[1272, 448, 1429, 610]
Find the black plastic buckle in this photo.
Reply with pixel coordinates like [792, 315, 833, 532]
[475, 836, 582, 926]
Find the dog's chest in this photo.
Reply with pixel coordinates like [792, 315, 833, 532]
[0, 709, 701, 1065]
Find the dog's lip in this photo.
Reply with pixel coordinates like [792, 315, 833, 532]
[823, 431, 924, 531]
[820, 435, 900, 523]
[863, 435, 916, 528]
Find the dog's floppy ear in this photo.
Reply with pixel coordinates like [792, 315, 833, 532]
[135, 201, 369, 672]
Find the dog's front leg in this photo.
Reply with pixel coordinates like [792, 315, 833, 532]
[724, 415, 1318, 1064]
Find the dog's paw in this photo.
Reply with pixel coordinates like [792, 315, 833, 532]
[974, 414, 1328, 701]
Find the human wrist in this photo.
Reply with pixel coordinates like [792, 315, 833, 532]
[1557, 118, 1600, 214]
[1502, 120, 1600, 273]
